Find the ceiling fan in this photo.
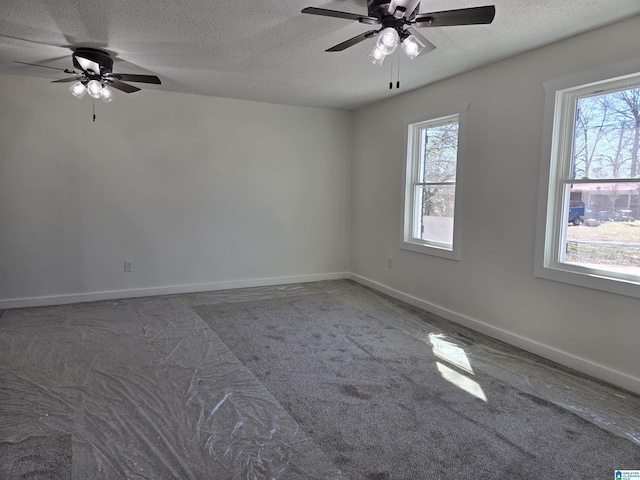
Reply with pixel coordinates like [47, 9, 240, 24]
[302, 0, 495, 65]
[16, 47, 161, 102]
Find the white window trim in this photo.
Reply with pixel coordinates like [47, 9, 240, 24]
[400, 102, 469, 260]
[534, 59, 640, 299]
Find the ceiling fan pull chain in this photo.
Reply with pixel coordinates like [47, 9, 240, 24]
[397, 55, 400, 89]
[389, 59, 393, 90]
[92, 98, 96, 122]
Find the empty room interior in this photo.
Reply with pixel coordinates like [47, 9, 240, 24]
[1, 1, 640, 478]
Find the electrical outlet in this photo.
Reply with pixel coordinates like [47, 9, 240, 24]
[388, 257, 393, 268]
[124, 261, 133, 272]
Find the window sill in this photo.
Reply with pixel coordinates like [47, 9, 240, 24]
[533, 264, 640, 299]
[400, 239, 460, 261]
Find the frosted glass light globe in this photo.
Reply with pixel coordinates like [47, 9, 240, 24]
[376, 28, 400, 55]
[87, 80, 103, 98]
[368, 45, 386, 66]
[69, 81, 87, 99]
[379, 28, 399, 48]
[404, 40, 419, 57]
[100, 85, 114, 103]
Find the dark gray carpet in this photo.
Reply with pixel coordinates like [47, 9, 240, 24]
[0, 434, 72, 480]
[194, 293, 640, 480]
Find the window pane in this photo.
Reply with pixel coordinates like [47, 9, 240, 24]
[403, 109, 463, 259]
[562, 183, 640, 275]
[417, 123, 458, 184]
[572, 89, 640, 180]
[414, 185, 456, 246]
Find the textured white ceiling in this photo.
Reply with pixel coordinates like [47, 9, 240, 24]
[1, 0, 639, 110]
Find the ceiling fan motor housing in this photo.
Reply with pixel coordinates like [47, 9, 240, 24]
[72, 48, 113, 76]
[368, 0, 420, 21]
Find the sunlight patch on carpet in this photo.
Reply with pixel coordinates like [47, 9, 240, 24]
[436, 362, 487, 402]
[429, 333, 474, 373]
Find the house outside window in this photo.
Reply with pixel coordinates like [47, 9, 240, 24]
[401, 104, 467, 260]
[536, 66, 640, 298]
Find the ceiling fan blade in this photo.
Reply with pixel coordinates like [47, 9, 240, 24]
[107, 79, 141, 93]
[106, 73, 161, 84]
[414, 5, 495, 28]
[326, 30, 379, 52]
[405, 28, 437, 55]
[302, 7, 379, 24]
[14, 60, 74, 73]
[51, 76, 82, 83]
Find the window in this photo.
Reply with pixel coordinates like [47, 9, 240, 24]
[401, 104, 467, 259]
[536, 66, 640, 298]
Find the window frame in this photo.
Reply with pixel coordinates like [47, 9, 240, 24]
[535, 61, 640, 299]
[401, 102, 468, 260]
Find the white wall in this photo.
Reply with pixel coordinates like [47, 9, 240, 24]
[350, 15, 640, 393]
[0, 74, 351, 305]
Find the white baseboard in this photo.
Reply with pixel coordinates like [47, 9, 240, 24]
[349, 273, 640, 396]
[0, 272, 349, 310]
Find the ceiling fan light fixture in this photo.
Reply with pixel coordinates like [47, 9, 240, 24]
[69, 81, 87, 99]
[100, 85, 114, 103]
[402, 34, 426, 60]
[368, 44, 387, 66]
[87, 79, 103, 98]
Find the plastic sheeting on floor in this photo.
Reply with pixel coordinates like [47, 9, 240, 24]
[0, 289, 345, 479]
[1, 280, 639, 479]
